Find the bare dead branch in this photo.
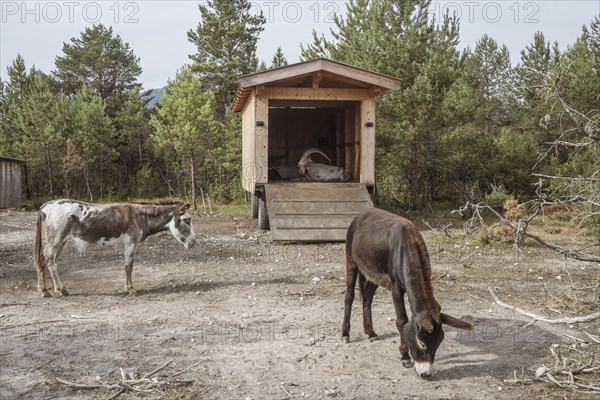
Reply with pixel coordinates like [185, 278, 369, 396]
[56, 359, 200, 398]
[532, 173, 600, 183]
[534, 342, 600, 392]
[461, 201, 600, 263]
[55, 378, 105, 390]
[141, 359, 172, 379]
[488, 287, 600, 324]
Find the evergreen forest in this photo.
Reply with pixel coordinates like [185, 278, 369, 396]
[1, 0, 598, 236]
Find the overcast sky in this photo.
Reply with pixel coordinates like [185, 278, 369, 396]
[1, 1, 598, 90]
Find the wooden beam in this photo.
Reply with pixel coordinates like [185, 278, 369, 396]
[255, 96, 269, 184]
[319, 70, 370, 89]
[238, 58, 401, 90]
[268, 100, 348, 108]
[312, 71, 323, 89]
[360, 99, 376, 185]
[241, 91, 257, 193]
[321, 59, 402, 90]
[263, 87, 372, 101]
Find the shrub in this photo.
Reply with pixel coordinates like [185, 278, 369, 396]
[484, 184, 510, 210]
[544, 226, 562, 235]
[503, 196, 522, 222]
[542, 203, 573, 221]
[490, 224, 515, 242]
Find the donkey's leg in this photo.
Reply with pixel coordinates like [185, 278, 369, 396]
[124, 243, 137, 295]
[341, 260, 359, 343]
[391, 284, 412, 368]
[359, 275, 378, 338]
[36, 249, 51, 298]
[48, 241, 69, 296]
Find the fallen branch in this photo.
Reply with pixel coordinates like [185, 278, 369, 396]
[56, 359, 201, 398]
[583, 330, 600, 344]
[141, 359, 172, 379]
[55, 378, 104, 390]
[460, 201, 600, 263]
[488, 287, 600, 324]
[534, 344, 600, 392]
[166, 360, 203, 380]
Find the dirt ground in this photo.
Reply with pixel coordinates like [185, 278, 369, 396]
[1, 208, 598, 399]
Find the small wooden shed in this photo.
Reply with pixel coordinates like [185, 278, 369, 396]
[0, 156, 25, 209]
[232, 58, 401, 241]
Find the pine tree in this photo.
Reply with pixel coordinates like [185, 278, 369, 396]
[1, 55, 36, 156]
[53, 24, 149, 199]
[69, 86, 116, 201]
[301, 0, 465, 210]
[300, 0, 380, 69]
[464, 35, 514, 106]
[257, 61, 268, 72]
[53, 24, 142, 117]
[151, 67, 219, 209]
[270, 47, 288, 68]
[114, 89, 154, 193]
[187, 0, 265, 120]
[517, 32, 560, 105]
[17, 72, 68, 197]
[376, 0, 462, 210]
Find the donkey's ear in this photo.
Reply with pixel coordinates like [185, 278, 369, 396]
[417, 315, 434, 333]
[441, 313, 473, 330]
[179, 204, 190, 214]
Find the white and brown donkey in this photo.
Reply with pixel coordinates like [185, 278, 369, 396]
[34, 199, 196, 297]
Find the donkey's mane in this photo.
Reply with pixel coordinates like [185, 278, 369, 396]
[129, 198, 187, 206]
[128, 198, 190, 217]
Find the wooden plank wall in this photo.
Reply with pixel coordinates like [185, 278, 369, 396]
[241, 91, 257, 193]
[360, 99, 376, 184]
[255, 96, 269, 185]
[0, 160, 22, 209]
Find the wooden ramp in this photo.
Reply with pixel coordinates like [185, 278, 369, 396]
[264, 182, 373, 241]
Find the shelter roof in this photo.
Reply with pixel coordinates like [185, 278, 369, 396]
[232, 58, 401, 112]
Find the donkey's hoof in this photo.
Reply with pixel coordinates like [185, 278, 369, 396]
[402, 359, 414, 369]
[342, 336, 350, 344]
[59, 289, 70, 296]
[41, 290, 52, 298]
[127, 288, 137, 296]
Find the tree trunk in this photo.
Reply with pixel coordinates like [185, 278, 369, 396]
[45, 144, 54, 198]
[409, 134, 421, 210]
[190, 156, 198, 211]
[84, 165, 93, 203]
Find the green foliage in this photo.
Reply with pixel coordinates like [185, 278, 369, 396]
[270, 47, 288, 68]
[53, 24, 142, 116]
[16, 72, 69, 197]
[1, 10, 597, 227]
[187, 0, 265, 120]
[69, 86, 117, 200]
[1, 54, 37, 157]
[151, 66, 220, 206]
[483, 184, 510, 210]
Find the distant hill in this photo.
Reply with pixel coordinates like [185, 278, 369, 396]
[145, 86, 167, 109]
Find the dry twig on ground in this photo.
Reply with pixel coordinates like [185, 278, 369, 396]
[488, 287, 600, 324]
[455, 201, 600, 264]
[56, 359, 201, 398]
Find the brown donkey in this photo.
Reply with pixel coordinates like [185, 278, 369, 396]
[342, 208, 473, 378]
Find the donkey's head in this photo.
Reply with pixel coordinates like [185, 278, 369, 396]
[167, 204, 196, 249]
[404, 313, 473, 378]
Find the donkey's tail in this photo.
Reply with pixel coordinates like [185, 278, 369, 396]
[34, 210, 45, 274]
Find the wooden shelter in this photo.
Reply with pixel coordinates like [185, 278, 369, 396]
[233, 58, 401, 241]
[0, 156, 25, 209]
